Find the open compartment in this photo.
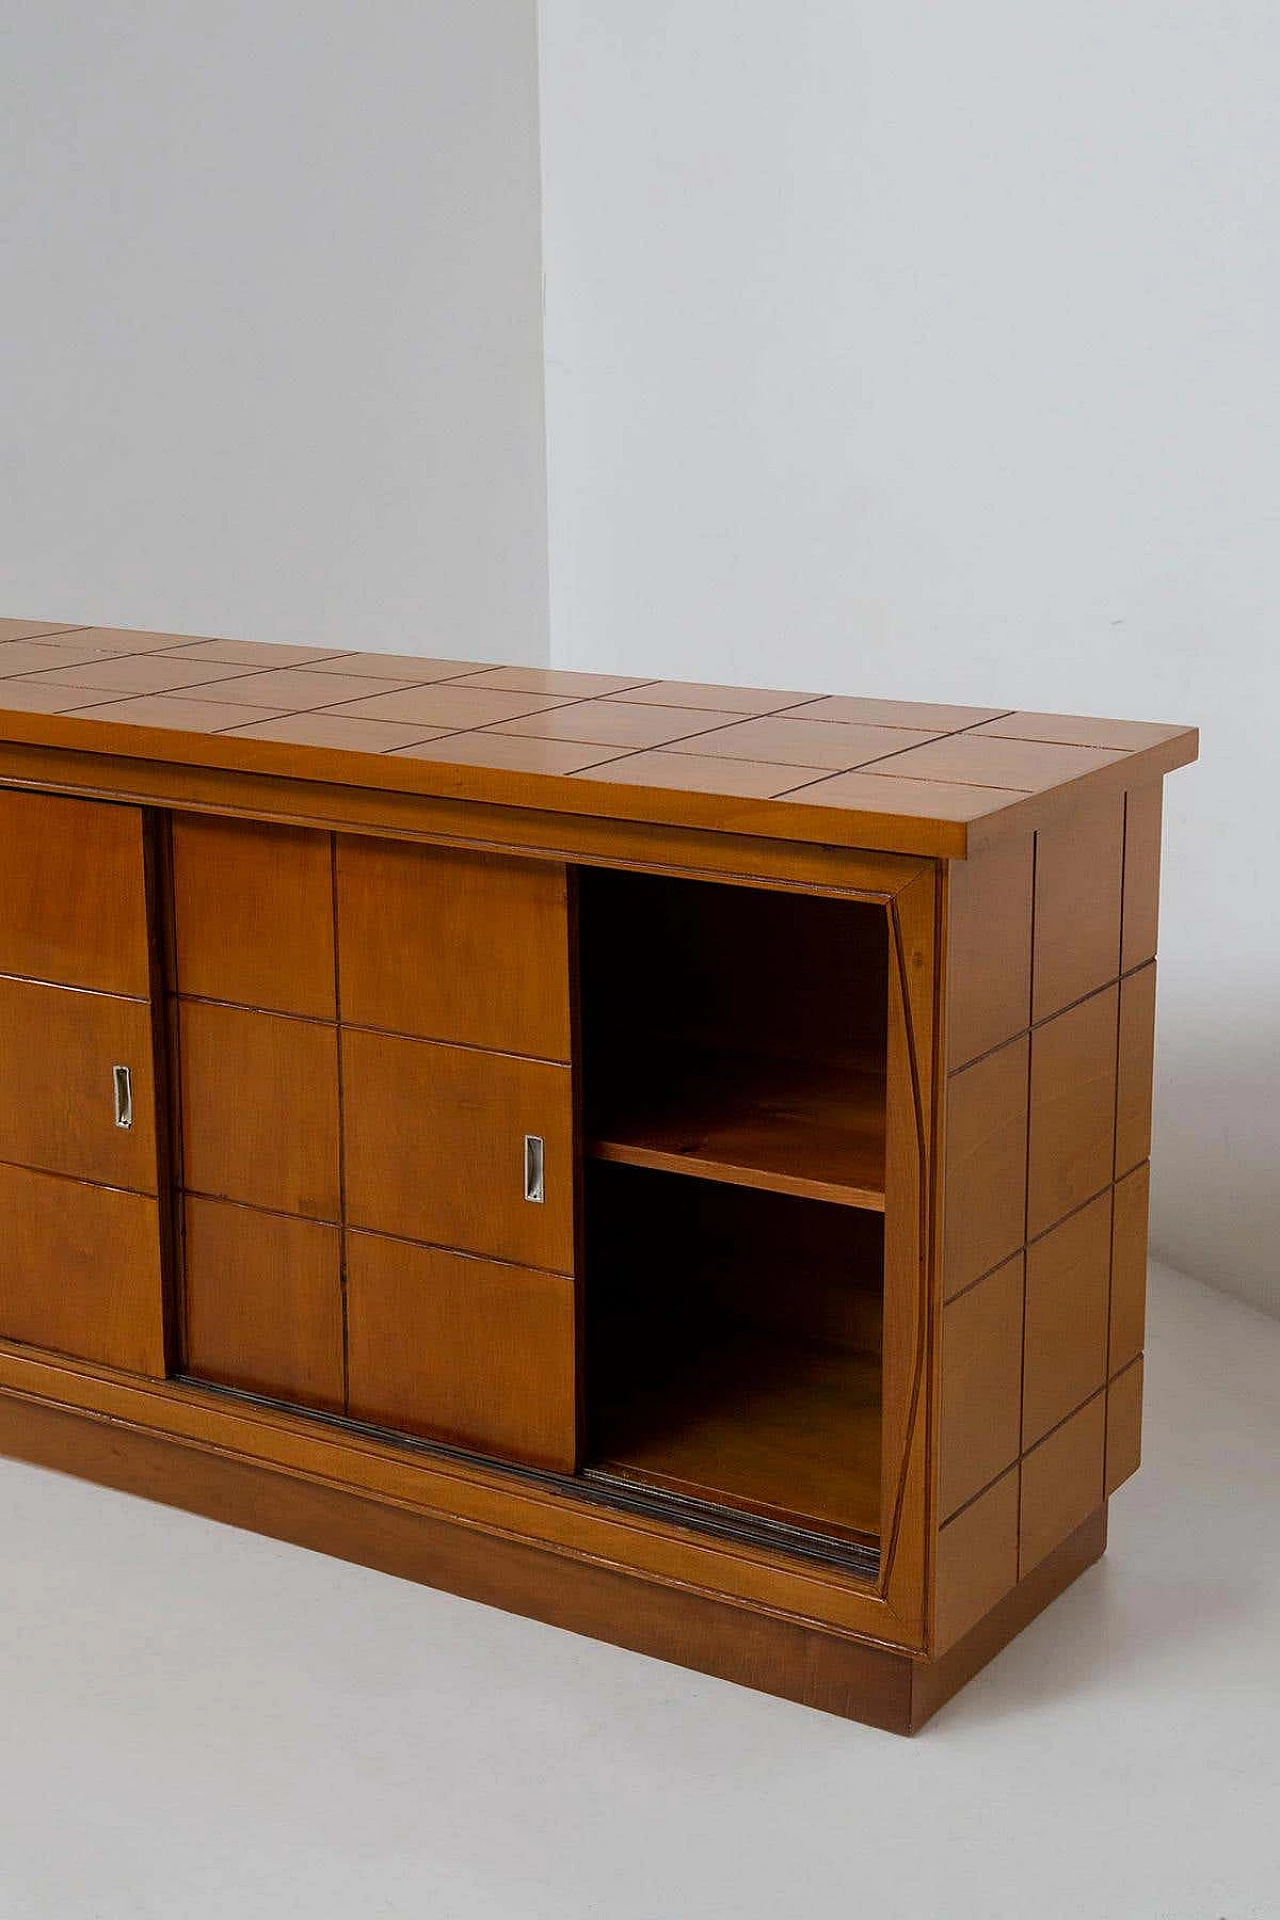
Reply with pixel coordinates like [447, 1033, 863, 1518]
[577, 868, 889, 1556]
[577, 868, 889, 1210]
[585, 1164, 883, 1550]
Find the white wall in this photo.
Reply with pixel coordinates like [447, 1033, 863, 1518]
[540, 2, 1280, 1314]
[0, 1, 549, 662]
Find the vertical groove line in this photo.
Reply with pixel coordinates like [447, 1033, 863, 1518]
[1017, 830, 1039, 1575]
[1102, 790, 1132, 1497]
[331, 833, 350, 1414]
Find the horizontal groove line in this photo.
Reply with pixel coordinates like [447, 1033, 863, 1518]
[940, 1381, 1111, 1533]
[1021, 1382, 1108, 1461]
[947, 960, 1159, 1078]
[0, 1154, 157, 1201]
[171, 993, 569, 1066]
[0, 969, 150, 1005]
[944, 1173, 1133, 1308]
[180, 1190, 574, 1279]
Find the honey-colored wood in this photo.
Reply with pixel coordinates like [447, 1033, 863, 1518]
[1032, 790, 1123, 1022]
[335, 837, 571, 1059]
[910, 1505, 1107, 1728]
[0, 1334, 899, 1644]
[1121, 784, 1163, 971]
[1105, 1357, 1143, 1495]
[945, 833, 1033, 1069]
[938, 1256, 1024, 1522]
[1027, 987, 1118, 1239]
[171, 815, 337, 1018]
[1109, 1162, 1150, 1376]
[0, 788, 151, 995]
[877, 863, 936, 1641]
[1019, 1391, 1106, 1578]
[1116, 962, 1157, 1179]
[856, 734, 1128, 793]
[182, 1196, 344, 1413]
[942, 1038, 1029, 1299]
[1022, 1191, 1111, 1449]
[0, 1388, 921, 1730]
[178, 1000, 341, 1221]
[594, 1332, 882, 1544]
[0, 976, 158, 1192]
[972, 710, 1187, 750]
[933, 1467, 1020, 1654]
[342, 1030, 574, 1272]
[26, 652, 246, 697]
[346, 1231, 577, 1472]
[0, 618, 84, 643]
[589, 1059, 886, 1211]
[493, 700, 745, 750]
[0, 621, 1198, 1729]
[0, 617, 1199, 860]
[666, 714, 939, 769]
[0, 1162, 164, 1374]
[790, 695, 1007, 730]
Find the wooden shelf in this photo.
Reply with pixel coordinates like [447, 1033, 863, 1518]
[588, 1056, 886, 1211]
[591, 1327, 881, 1545]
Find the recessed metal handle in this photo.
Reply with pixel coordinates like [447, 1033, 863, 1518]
[523, 1133, 545, 1204]
[112, 1065, 133, 1131]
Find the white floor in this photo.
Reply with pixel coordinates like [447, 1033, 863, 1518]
[1, 1261, 1277, 1920]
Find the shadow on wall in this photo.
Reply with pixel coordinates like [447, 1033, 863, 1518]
[1151, 988, 1280, 1320]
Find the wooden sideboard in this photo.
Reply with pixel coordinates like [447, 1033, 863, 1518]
[0, 615, 1197, 1733]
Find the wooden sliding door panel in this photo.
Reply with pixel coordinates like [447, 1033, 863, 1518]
[335, 838, 571, 1060]
[346, 1231, 577, 1471]
[0, 1161, 165, 1374]
[183, 1196, 344, 1412]
[171, 816, 337, 1018]
[0, 788, 151, 996]
[342, 1029, 574, 1272]
[178, 1001, 340, 1221]
[0, 977, 157, 1192]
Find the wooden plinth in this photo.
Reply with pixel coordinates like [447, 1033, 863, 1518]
[0, 1387, 1106, 1734]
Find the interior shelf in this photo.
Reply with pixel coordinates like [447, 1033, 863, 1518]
[587, 1053, 886, 1211]
[589, 1324, 881, 1544]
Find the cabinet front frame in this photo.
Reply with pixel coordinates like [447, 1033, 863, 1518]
[0, 749, 942, 1654]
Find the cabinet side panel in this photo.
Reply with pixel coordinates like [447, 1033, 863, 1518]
[942, 1038, 1028, 1299]
[1032, 791, 1124, 1023]
[1019, 1392, 1106, 1577]
[1021, 1191, 1111, 1450]
[938, 1255, 1023, 1522]
[945, 834, 1033, 1070]
[1121, 784, 1163, 973]
[1109, 1162, 1150, 1377]
[1027, 987, 1118, 1239]
[1105, 1356, 1144, 1495]
[1115, 963, 1157, 1180]
[933, 1467, 1019, 1653]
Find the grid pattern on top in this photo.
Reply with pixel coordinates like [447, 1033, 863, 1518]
[0, 618, 1194, 827]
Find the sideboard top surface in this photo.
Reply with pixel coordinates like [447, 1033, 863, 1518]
[0, 618, 1198, 858]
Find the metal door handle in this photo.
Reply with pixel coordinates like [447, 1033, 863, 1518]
[523, 1134, 545, 1204]
[113, 1065, 134, 1130]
